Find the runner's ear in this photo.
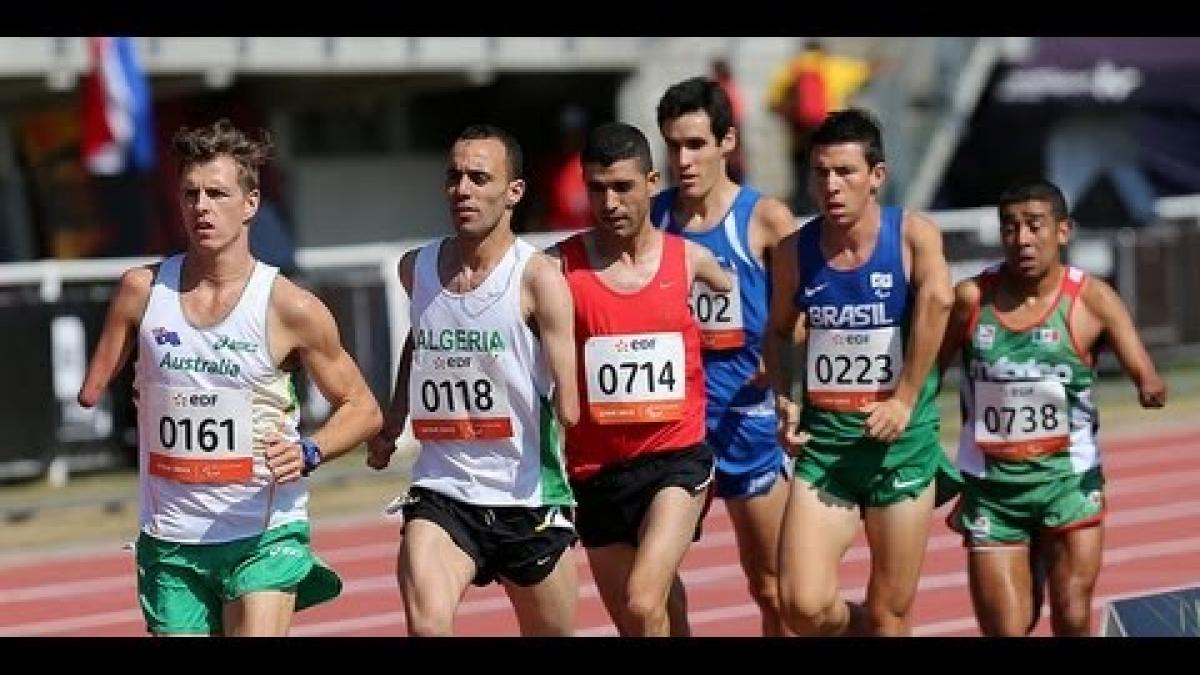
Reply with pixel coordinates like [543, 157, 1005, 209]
[506, 178, 526, 208]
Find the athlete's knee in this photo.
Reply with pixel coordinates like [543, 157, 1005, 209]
[624, 582, 671, 635]
[780, 585, 842, 636]
[979, 611, 1036, 638]
[866, 606, 912, 636]
[405, 605, 455, 637]
[745, 570, 783, 614]
[402, 592, 457, 637]
[515, 604, 575, 638]
[624, 566, 681, 629]
[1049, 582, 1094, 636]
[865, 591, 916, 636]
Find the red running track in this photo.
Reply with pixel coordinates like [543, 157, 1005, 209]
[1, 425, 1197, 637]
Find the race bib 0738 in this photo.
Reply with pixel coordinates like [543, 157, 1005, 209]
[974, 379, 1069, 460]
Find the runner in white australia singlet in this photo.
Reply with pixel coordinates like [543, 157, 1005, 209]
[135, 253, 307, 544]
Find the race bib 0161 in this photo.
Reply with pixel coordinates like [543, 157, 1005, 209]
[141, 385, 253, 484]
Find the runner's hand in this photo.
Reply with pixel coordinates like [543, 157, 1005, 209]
[776, 396, 810, 456]
[746, 369, 769, 390]
[264, 431, 304, 484]
[366, 426, 401, 470]
[1138, 373, 1167, 408]
[861, 397, 912, 444]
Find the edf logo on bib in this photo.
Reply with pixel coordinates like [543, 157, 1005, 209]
[171, 392, 219, 407]
[613, 338, 658, 353]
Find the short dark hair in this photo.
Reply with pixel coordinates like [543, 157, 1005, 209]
[455, 124, 524, 181]
[997, 178, 1070, 222]
[172, 118, 272, 193]
[656, 76, 734, 142]
[582, 122, 653, 173]
[810, 108, 886, 168]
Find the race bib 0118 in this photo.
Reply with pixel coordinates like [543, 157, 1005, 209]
[410, 351, 514, 441]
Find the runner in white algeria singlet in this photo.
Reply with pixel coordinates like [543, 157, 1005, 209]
[408, 237, 573, 508]
[135, 253, 307, 544]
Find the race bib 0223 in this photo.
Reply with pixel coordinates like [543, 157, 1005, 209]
[805, 326, 902, 412]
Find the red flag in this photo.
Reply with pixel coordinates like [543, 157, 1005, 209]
[80, 37, 154, 175]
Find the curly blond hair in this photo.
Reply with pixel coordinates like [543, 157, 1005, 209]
[172, 118, 273, 194]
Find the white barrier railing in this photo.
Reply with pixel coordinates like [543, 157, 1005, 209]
[0, 232, 579, 398]
[4, 191, 1199, 384]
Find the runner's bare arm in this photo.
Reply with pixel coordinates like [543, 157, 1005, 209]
[268, 279, 383, 482]
[863, 213, 952, 443]
[764, 230, 803, 400]
[1081, 277, 1167, 408]
[937, 279, 981, 375]
[543, 243, 565, 273]
[78, 266, 155, 408]
[396, 248, 417, 297]
[749, 197, 799, 266]
[367, 334, 414, 471]
[367, 251, 420, 470]
[367, 250, 420, 469]
[685, 239, 733, 292]
[527, 253, 579, 427]
[745, 198, 799, 388]
[762, 230, 808, 454]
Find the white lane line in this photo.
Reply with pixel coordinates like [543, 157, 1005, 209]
[6, 497, 1200, 637]
[580, 537, 1200, 637]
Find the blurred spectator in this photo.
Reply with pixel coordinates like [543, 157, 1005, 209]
[767, 40, 874, 215]
[711, 58, 747, 183]
[537, 105, 592, 231]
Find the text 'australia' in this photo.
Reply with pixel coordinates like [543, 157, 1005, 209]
[158, 353, 242, 377]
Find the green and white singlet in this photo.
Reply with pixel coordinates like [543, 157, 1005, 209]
[958, 265, 1098, 484]
[135, 254, 306, 544]
[408, 237, 572, 507]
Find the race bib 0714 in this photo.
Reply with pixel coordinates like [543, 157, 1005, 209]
[584, 332, 686, 424]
